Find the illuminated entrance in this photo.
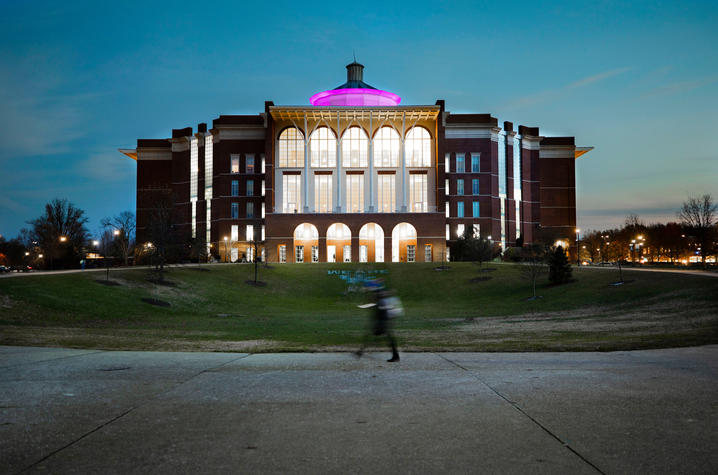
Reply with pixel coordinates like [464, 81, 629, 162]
[392, 223, 417, 262]
[327, 223, 351, 263]
[359, 223, 385, 263]
[293, 223, 319, 263]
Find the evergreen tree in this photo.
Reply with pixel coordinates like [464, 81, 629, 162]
[548, 245, 572, 284]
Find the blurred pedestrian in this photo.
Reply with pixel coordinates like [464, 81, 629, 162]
[356, 280, 402, 362]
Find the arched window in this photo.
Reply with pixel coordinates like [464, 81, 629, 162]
[341, 126, 368, 167]
[373, 126, 400, 167]
[310, 127, 337, 168]
[405, 127, 431, 167]
[278, 127, 304, 168]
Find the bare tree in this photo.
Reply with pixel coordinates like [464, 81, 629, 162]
[520, 245, 547, 299]
[679, 194, 717, 267]
[145, 194, 174, 282]
[27, 198, 89, 269]
[101, 211, 135, 266]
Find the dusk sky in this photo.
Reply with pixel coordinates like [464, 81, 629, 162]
[1, 0, 716, 239]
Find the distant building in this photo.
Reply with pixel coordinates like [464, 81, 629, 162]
[120, 62, 591, 263]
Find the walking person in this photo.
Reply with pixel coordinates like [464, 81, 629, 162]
[356, 280, 401, 362]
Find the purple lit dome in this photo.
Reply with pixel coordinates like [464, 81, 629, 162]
[309, 62, 401, 106]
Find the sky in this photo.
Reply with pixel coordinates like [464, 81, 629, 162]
[1, 0, 716, 238]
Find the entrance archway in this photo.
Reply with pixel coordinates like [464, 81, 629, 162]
[392, 223, 417, 263]
[293, 223, 319, 263]
[327, 223, 352, 263]
[359, 223, 385, 263]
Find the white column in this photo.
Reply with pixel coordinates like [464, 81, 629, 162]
[303, 114, 309, 213]
[335, 114, 342, 213]
[400, 113, 407, 212]
[368, 112, 374, 212]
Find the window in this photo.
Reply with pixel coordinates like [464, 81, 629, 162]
[473, 224, 480, 238]
[190, 137, 198, 201]
[445, 153, 450, 172]
[498, 133, 507, 196]
[445, 201, 449, 218]
[471, 154, 480, 173]
[278, 128, 304, 168]
[279, 245, 286, 263]
[246, 246, 254, 262]
[407, 244, 416, 263]
[314, 174, 333, 213]
[246, 225, 254, 241]
[247, 202, 254, 218]
[310, 127, 336, 168]
[312, 246, 319, 263]
[282, 174, 301, 213]
[445, 178, 449, 195]
[457, 224, 465, 238]
[472, 179, 479, 195]
[456, 154, 465, 173]
[261, 225, 265, 241]
[457, 179, 464, 195]
[457, 201, 464, 218]
[231, 202, 238, 219]
[341, 126, 368, 168]
[247, 180, 254, 196]
[231, 155, 240, 174]
[246, 156, 254, 174]
[204, 135, 213, 200]
[409, 174, 427, 212]
[343, 245, 351, 262]
[373, 127, 400, 167]
[405, 127, 431, 167]
[261, 180, 265, 197]
[295, 245, 304, 263]
[346, 174, 364, 213]
[473, 201, 480, 217]
[378, 174, 395, 212]
[231, 225, 239, 241]
[446, 224, 450, 240]
[231, 180, 239, 197]
[261, 155, 266, 174]
[261, 202, 265, 219]
[424, 244, 432, 262]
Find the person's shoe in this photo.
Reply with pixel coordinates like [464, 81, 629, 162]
[387, 355, 400, 362]
[354, 350, 363, 358]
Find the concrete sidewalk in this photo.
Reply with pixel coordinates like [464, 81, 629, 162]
[1, 346, 717, 474]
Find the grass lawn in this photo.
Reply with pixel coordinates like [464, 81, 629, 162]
[1, 262, 717, 352]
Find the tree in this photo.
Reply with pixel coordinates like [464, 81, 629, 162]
[247, 227, 265, 285]
[451, 227, 493, 268]
[604, 237, 625, 283]
[27, 199, 89, 269]
[145, 193, 175, 282]
[188, 234, 209, 266]
[679, 194, 717, 268]
[548, 245, 572, 284]
[101, 211, 135, 266]
[520, 244, 547, 299]
[0, 236, 27, 267]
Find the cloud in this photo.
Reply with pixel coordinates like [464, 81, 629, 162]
[75, 152, 136, 183]
[0, 196, 29, 215]
[640, 75, 718, 98]
[502, 67, 631, 110]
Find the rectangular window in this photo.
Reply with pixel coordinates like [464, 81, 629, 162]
[445, 153, 450, 172]
[311, 245, 319, 263]
[457, 201, 464, 218]
[261, 180, 265, 197]
[231, 202, 238, 219]
[314, 174, 333, 213]
[231, 155, 240, 174]
[261, 155, 266, 174]
[471, 154, 480, 173]
[346, 174, 364, 213]
[473, 201, 480, 217]
[456, 155, 465, 173]
[446, 224, 450, 240]
[204, 135, 213, 200]
[343, 245, 351, 262]
[231, 225, 239, 241]
[424, 244, 432, 262]
[246, 224, 254, 242]
[279, 245, 286, 263]
[473, 224, 480, 238]
[407, 244, 416, 263]
[457, 179, 464, 195]
[445, 178, 449, 196]
[457, 224, 465, 239]
[247, 202, 254, 218]
[190, 137, 198, 201]
[231, 180, 239, 197]
[261, 225, 265, 241]
[498, 133, 507, 196]
[246, 156, 254, 174]
[409, 174, 427, 212]
[247, 246, 254, 262]
[378, 174, 395, 212]
[295, 245, 304, 263]
[445, 201, 449, 218]
[472, 179, 479, 195]
[247, 180, 254, 196]
[261, 202, 266, 219]
[282, 174, 301, 213]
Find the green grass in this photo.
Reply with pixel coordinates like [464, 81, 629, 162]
[1, 262, 717, 352]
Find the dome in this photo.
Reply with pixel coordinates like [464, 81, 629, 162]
[309, 62, 401, 106]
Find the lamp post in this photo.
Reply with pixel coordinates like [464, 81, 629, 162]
[575, 228, 580, 266]
[223, 236, 229, 263]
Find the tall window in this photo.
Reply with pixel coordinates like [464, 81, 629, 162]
[279, 245, 286, 263]
[247, 180, 254, 196]
[278, 128, 304, 168]
[498, 133, 507, 196]
[310, 127, 336, 168]
[342, 126, 368, 167]
[346, 174, 364, 213]
[314, 174, 333, 213]
[445, 178, 449, 195]
[445, 201, 449, 217]
[373, 127, 400, 167]
[246, 156, 254, 174]
[473, 224, 480, 238]
[246, 225, 254, 241]
[378, 174, 395, 212]
[456, 154, 465, 173]
[282, 174, 301, 213]
[457, 201, 464, 218]
[231, 180, 239, 197]
[457, 179, 464, 195]
[472, 179, 479, 195]
[295, 245, 304, 263]
[409, 174, 427, 212]
[405, 127, 431, 167]
[457, 224, 465, 238]
[247, 202, 254, 218]
[231, 202, 239, 219]
[231, 225, 239, 241]
[231, 155, 240, 173]
[473, 201, 480, 217]
[471, 154, 480, 173]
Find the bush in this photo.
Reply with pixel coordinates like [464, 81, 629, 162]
[548, 246, 572, 284]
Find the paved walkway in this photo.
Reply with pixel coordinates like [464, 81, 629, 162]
[1, 346, 717, 474]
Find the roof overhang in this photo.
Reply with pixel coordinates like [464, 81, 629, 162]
[575, 147, 594, 159]
[269, 105, 440, 122]
[119, 148, 137, 160]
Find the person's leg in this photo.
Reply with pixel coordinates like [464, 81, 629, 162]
[387, 331, 399, 362]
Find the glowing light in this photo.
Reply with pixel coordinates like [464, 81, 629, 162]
[92, 240, 99, 246]
[309, 88, 401, 106]
[38, 254, 44, 258]
[113, 229, 121, 236]
[59, 236, 67, 242]
[24, 252, 29, 256]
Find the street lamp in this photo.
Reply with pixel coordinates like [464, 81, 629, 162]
[223, 236, 229, 263]
[59, 236, 67, 242]
[575, 228, 581, 266]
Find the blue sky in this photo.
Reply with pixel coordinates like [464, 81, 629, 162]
[1, 0, 716, 238]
